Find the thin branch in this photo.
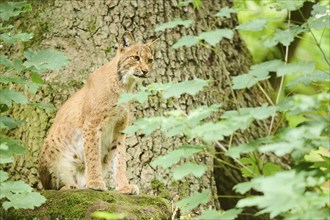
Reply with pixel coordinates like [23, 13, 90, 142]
[228, 134, 234, 148]
[268, 10, 291, 136]
[257, 82, 275, 105]
[297, 9, 330, 66]
[308, 28, 330, 66]
[212, 194, 245, 199]
[215, 141, 254, 175]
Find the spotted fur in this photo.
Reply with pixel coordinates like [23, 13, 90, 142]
[38, 32, 156, 194]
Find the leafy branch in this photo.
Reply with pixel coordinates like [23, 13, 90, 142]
[119, 0, 330, 219]
[0, 1, 69, 211]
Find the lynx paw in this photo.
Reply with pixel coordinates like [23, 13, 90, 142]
[60, 184, 78, 190]
[87, 179, 107, 191]
[116, 184, 139, 195]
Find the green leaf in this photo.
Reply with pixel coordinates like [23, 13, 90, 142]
[232, 73, 263, 89]
[311, 4, 328, 16]
[239, 157, 263, 178]
[190, 122, 228, 143]
[30, 72, 44, 84]
[25, 82, 40, 94]
[193, 208, 243, 220]
[125, 104, 219, 139]
[31, 103, 56, 110]
[23, 49, 70, 72]
[124, 117, 162, 135]
[0, 55, 12, 67]
[162, 79, 208, 98]
[0, 137, 26, 156]
[263, 26, 305, 47]
[236, 171, 326, 218]
[0, 170, 9, 183]
[0, 76, 26, 84]
[284, 206, 330, 220]
[259, 123, 325, 156]
[198, 29, 233, 46]
[234, 181, 254, 194]
[0, 116, 24, 129]
[278, 93, 329, 115]
[176, 189, 210, 213]
[0, 139, 24, 164]
[3, 191, 46, 210]
[0, 155, 13, 164]
[0, 32, 33, 45]
[0, 89, 28, 107]
[151, 145, 203, 169]
[308, 13, 330, 30]
[155, 18, 193, 32]
[0, 75, 41, 95]
[0, 57, 26, 73]
[178, 0, 202, 9]
[0, 2, 32, 21]
[215, 7, 237, 18]
[172, 35, 200, 48]
[286, 70, 330, 88]
[232, 60, 283, 89]
[186, 104, 221, 127]
[275, 0, 305, 11]
[236, 18, 269, 32]
[276, 62, 315, 77]
[0, 143, 8, 151]
[118, 91, 149, 105]
[308, 4, 330, 29]
[222, 104, 277, 121]
[172, 162, 207, 180]
[0, 180, 32, 199]
[92, 211, 126, 220]
[262, 162, 282, 176]
[225, 143, 258, 159]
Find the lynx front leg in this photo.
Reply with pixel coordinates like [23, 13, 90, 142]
[113, 125, 139, 194]
[83, 119, 107, 191]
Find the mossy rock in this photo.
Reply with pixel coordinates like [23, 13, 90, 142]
[0, 190, 171, 220]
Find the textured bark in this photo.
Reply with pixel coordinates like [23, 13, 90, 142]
[6, 0, 273, 215]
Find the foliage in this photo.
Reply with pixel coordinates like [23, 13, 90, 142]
[155, 19, 193, 32]
[92, 211, 126, 220]
[0, 1, 68, 210]
[119, 0, 330, 219]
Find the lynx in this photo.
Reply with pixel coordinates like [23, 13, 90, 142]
[38, 32, 156, 194]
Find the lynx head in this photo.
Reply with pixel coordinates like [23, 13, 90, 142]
[117, 32, 157, 86]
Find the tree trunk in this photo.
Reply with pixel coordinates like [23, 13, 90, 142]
[7, 0, 273, 215]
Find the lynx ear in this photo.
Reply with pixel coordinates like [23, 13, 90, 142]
[121, 32, 135, 48]
[147, 38, 160, 49]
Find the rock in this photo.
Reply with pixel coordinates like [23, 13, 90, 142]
[0, 189, 171, 220]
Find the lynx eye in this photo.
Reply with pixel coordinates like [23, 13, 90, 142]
[132, 56, 140, 61]
[148, 58, 154, 64]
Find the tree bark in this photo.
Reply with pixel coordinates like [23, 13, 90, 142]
[7, 0, 273, 216]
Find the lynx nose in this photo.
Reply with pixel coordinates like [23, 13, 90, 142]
[142, 69, 148, 75]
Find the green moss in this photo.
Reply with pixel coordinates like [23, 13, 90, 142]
[87, 17, 97, 34]
[0, 190, 171, 220]
[150, 179, 171, 199]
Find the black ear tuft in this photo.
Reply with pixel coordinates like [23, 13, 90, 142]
[122, 32, 135, 48]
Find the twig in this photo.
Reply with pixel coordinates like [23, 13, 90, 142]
[298, 9, 330, 66]
[215, 141, 254, 175]
[257, 82, 274, 106]
[268, 10, 291, 136]
[171, 206, 179, 220]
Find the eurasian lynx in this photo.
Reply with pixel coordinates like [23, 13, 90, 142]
[39, 32, 156, 194]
